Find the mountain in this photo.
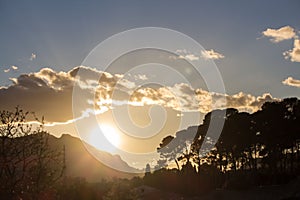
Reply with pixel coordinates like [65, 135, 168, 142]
[48, 134, 141, 182]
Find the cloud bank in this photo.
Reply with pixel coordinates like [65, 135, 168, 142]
[0, 66, 276, 124]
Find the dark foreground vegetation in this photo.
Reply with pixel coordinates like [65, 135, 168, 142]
[150, 97, 300, 195]
[1, 98, 300, 199]
[0, 108, 65, 199]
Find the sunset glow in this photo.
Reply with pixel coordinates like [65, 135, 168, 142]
[1, 1, 300, 198]
[89, 124, 121, 153]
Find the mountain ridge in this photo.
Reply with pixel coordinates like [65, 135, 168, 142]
[48, 133, 142, 182]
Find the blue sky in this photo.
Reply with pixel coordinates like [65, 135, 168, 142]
[1, 0, 299, 97]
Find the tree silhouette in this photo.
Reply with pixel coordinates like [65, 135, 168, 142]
[154, 98, 300, 193]
[157, 126, 198, 170]
[0, 107, 65, 199]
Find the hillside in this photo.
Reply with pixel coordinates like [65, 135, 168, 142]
[48, 134, 141, 182]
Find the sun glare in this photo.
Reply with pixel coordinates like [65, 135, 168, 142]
[102, 124, 121, 147]
[89, 124, 121, 153]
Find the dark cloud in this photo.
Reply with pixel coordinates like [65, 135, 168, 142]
[0, 71, 73, 122]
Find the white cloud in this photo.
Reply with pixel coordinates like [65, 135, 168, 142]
[282, 77, 300, 88]
[172, 49, 224, 61]
[3, 65, 19, 73]
[30, 53, 36, 61]
[262, 26, 296, 43]
[172, 49, 200, 61]
[178, 54, 199, 61]
[11, 65, 18, 70]
[283, 39, 300, 62]
[262, 25, 300, 62]
[134, 74, 148, 80]
[201, 49, 224, 60]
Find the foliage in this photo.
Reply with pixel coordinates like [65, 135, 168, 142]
[153, 98, 300, 194]
[0, 107, 65, 199]
[2, 98, 300, 198]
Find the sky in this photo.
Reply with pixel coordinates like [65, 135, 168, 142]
[1, 0, 300, 170]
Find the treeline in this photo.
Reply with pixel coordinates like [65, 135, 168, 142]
[145, 97, 300, 195]
[1, 98, 300, 199]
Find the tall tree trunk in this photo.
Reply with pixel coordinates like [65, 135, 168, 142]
[254, 145, 256, 170]
[284, 151, 288, 172]
[290, 145, 294, 173]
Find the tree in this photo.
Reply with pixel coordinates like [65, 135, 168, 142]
[151, 98, 300, 193]
[145, 163, 151, 176]
[157, 126, 198, 170]
[0, 107, 65, 199]
[157, 135, 181, 169]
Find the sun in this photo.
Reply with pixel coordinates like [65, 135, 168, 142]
[88, 124, 121, 153]
[101, 124, 121, 147]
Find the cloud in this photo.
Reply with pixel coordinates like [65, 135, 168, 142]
[3, 65, 18, 73]
[0, 66, 101, 123]
[0, 66, 277, 124]
[11, 65, 18, 70]
[30, 53, 36, 61]
[201, 49, 224, 60]
[262, 25, 300, 62]
[0, 66, 135, 123]
[283, 39, 300, 62]
[282, 77, 300, 88]
[126, 83, 275, 113]
[178, 54, 199, 61]
[171, 49, 224, 61]
[175, 49, 188, 54]
[171, 49, 199, 61]
[195, 88, 275, 113]
[227, 92, 275, 113]
[262, 26, 296, 43]
[133, 74, 148, 81]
